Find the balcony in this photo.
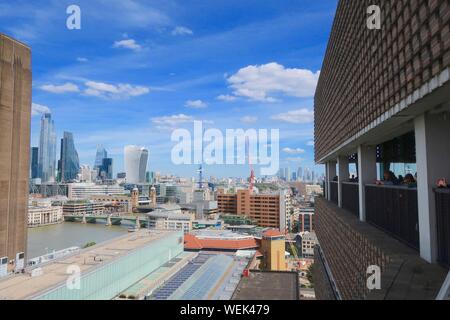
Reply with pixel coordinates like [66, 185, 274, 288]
[435, 188, 450, 268]
[365, 184, 419, 251]
[314, 197, 447, 300]
[341, 182, 359, 217]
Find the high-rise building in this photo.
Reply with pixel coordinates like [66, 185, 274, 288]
[94, 145, 107, 168]
[124, 145, 148, 184]
[58, 132, 80, 182]
[38, 113, 56, 183]
[30, 147, 39, 179]
[99, 158, 113, 180]
[0, 33, 31, 271]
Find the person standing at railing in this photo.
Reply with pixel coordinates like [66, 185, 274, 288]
[403, 174, 417, 188]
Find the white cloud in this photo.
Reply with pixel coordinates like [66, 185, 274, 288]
[285, 157, 305, 163]
[151, 114, 194, 130]
[113, 39, 142, 51]
[84, 81, 150, 99]
[306, 140, 315, 146]
[271, 108, 314, 124]
[31, 103, 51, 116]
[171, 26, 193, 36]
[77, 57, 88, 62]
[217, 94, 237, 102]
[240, 116, 258, 124]
[227, 62, 320, 102]
[185, 100, 208, 109]
[39, 82, 80, 94]
[283, 147, 305, 155]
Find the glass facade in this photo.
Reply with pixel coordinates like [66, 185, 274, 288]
[58, 132, 80, 182]
[38, 113, 57, 183]
[35, 232, 183, 300]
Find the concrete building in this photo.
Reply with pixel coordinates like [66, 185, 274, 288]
[260, 230, 286, 271]
[0, 33, 31, 272]
[298, 208, 314, 233]
[62, 201, 105, 215]
[147, 210, 194, 233]
[217, 189, 291, 230]
[314, 1, 450, 300]
[28, 201, 63, 227]
[67, 183, 125, 199]
[300, 231, 317, 258]
[124, 145, 148, 184]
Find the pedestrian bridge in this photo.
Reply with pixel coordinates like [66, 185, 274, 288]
[63, 214, 148, 227]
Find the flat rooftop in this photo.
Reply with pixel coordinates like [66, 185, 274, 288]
[0, 230, 175, 300]
[232, 271, 299, 300]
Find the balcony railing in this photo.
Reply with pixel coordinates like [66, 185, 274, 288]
[435, 188, 450, 269]
[330, 181, 338, 205]
[341, 182, 359, 217]
[365, 184, 419, 251]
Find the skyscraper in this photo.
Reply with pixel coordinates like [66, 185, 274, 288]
[0, 33, 31, 270]
[30, 147, 39, 179]
[38, 113, 56, 183]
[99, 158, 113, 181]
[58, 132, 80, 182]
[94, 145, 107, 168]
[124, 145, 148, 184]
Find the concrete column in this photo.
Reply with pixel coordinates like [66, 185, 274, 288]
[357, 145, 377, 222]
[414, 112, 450, 263]
[337, 155, 350, 208]
[326, 161, 337, 201]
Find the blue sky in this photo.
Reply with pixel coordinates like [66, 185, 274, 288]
[1, 0, 337, 178]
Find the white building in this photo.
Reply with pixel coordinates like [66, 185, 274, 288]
[146, 205, 194, 233]
[67, 183, 125, 199]
[300, 231, 318, 258]
[28, 200, 63, 227]
[124, 145, 148, 184]
[78, 165, 92, 183]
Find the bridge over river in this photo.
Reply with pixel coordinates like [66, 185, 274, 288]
[64, 214, 148, 228]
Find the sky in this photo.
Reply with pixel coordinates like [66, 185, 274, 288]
[0, 0, 338, 179]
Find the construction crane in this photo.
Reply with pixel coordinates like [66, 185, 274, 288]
[245, 137, 255, 194]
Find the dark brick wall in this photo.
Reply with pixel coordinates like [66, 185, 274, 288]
[315, 0, 450, 161]
[314, 197, 390, 299]
[313, 197, 447, 300]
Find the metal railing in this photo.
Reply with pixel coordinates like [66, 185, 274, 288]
[365, 184, 419, 251]
[435, 188, 450, 269]
[341, 182, 359, 217]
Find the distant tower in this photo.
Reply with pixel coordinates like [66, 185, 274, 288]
[197, 165, 203, 189]
[131, 187, 139, 212]
[149, 185, 157, 208]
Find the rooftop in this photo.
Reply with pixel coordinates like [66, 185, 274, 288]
[232, 271, 299, 300]
[184, 233, 258, 251]
[0, 230, 175, 300]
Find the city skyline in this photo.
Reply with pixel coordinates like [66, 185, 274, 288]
[0, 0, 337, 178]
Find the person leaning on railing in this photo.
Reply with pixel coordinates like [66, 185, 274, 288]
[375, 170, 400, 186]
[402, 173, 417, 188]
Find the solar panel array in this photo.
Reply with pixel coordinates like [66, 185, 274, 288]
[150, 254, 211, 300]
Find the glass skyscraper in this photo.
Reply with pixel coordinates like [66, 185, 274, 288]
[30, 147, 39, 179]
[94, 145, 107, 168]
[38, 113, 57, 183]
[58, 131, 80, 182]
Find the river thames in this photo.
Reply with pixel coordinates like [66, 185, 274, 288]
[27, 222, 129, 259]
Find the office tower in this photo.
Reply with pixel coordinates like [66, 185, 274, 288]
[58, 132, 80, 182]
[285, 168, 290, 182]
[30, 147, 39, 179]
[0, 33, 31, 270]
[124, 145, 148, 184]
[94, 145, 107, 168]
[79, 165, 92, 183]
[38, 113, 56, 183]
[99, 158, 113, 180]
[297, 167, 303, 181]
